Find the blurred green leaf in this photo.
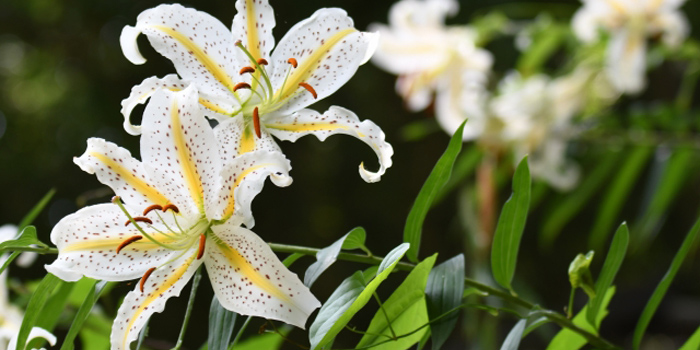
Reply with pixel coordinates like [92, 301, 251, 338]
[589, 147, 652, 250]
[500, 319, 527, 350]
[541, 151, 619, 248]
[231, 327, 289, 350]
[400, 119, 441, 142]
[60, 280, 109, 350]
[16, 273, 62, 350]
[492, 156, 531, 292]
[568, 251, 596, 299]
[517, 21, 566, 77]
[0, 226, 47, 255]
[633, 217, 700, 350]
[678, 324, 700, 350]
[425, 254, 465, 350]
[546, 287, 615, 350]
[305, 227, 367, 287]
[0, 251, 20, 276]
[309, 243, 409, 350]
[404, 122, 465, 262]
[357, 254, 437, 350]
[587, 223, 628, 328]
[18, 188, 55, 230]
[28, 279, 75, 348]
[208, 297, 237, 350]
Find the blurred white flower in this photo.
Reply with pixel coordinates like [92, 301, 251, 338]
[369, 0, 493, 140]
[572, 0, 689, 94]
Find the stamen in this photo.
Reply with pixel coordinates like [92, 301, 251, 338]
[287, 58, 298, 68]
[233, 82, 252, 92]
[239, 66, 255, 75]
[140, 267, 156, 293]
[143, 204, 163, 216]
[116, 235, 143, 254]
[111, 196, 122, 204]
[257, 58, 268, 66]
[299, 82, 318, 99]
[253, 107, 262, 139]
[163, 204, 180, 213]
[197, 234, 206, 260]
[124, 216, 153, 227]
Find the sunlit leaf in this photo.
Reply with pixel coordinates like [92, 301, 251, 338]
[208, 297, 237, 350]
[341, 227, 367, 250]
[500, 319, 527, 350]
[433, 147, 482, 205]
[404, 122, 465, 262]
[678, 324, 700, 350]
[357, 254, 437, 350]
[632, 217, 700, 350]
[16, 273, 63, 350]
[425, 254, 465, 350]
[309, 243, 410, 350]
[60, 280, 109, 350]
[231, 327, 289, 350]
[28, 279, 75, 349]
[587, 223, 628, 328]
[546, 287, 615, 350]
[491, 156, 531, 292]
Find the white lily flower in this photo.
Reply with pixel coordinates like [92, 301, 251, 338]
[572, 0, 689, 94]
[45, 87, 320, 350]
[369, 0, 493, 140]
[1, 227, 56, 350]
[119, 1, 392, 183]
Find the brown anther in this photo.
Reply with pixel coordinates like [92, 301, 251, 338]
[124, 216, 153, 227]
[239, 66, 255, 75]
[142, 204, 163, 216]
[299, 82, 318, 99]
[140, 267, 156, 292]
[287, 58, 298, 68]
[197, 234, 206, 260]
[257, 58, 268, 66]
[233, 82, 252, 92]
[116, 235, 143, 254]
[253, 107, 261, 139]
[163, 204, 180, 213]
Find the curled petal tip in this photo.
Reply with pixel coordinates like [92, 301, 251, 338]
[359, 162, 382, 183]
[120, 25, 147, 65]
[123, 119, 143, 136]
[361, 32, 380, 65]
[271, 172, 293, 187]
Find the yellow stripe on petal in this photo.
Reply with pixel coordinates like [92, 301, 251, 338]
[62, 234, 175, 253]
[170, 98, 205, 209]
[275, 28, 356, 100]
[124, 252, 198, 348]
[216, 240, 291, 303]
[239, 128, 256, 155]
[267, 122, 365, 137]
[246, 0, 261, 61]
[222, 164, 268, 219]
[150, 25, 237, 92]
[88, 152, 169, 206]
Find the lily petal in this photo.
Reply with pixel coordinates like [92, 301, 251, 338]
[7, 327, 56, 350]
[121, 4, 245, 105]
[46, 203, 182, 282]
[140, 87, 223, 219]
[606, 27, 646, 94]
[268, 8, 378, 115]
[205, 225, 320, 329]
[74, 138, 170, 210]
[232, 0, 276, 62]
[214, 117, 282, 158]
[216, 150, 292, 227]
[110, 245, 203, 350]
[435, 69, 489, 141]
[265, 106, 393, 183]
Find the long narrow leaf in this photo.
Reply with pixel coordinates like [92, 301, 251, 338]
[18, 189, 56, 230]
[208, 297, 237, 350]
[60, 280, 109, 350]
[16, 273, 62, 350]
[404, 122, 466, 262]
[546, 287, 615, 350]
[500, 319, 527, 350]
[425, 254, 465, 350]
[587, 223, 629, 328]
[632, 217, 700, 349]
[491, 156, 531, 292]
[678, 324, 700, 350]
[589, 147, 652, 250]
[304, 228, 366, 287]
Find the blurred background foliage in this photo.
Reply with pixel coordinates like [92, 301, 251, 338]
[1, 0, 700, 349]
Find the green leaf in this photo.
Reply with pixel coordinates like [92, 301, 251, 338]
[678, 324, 700, 350]
[231, 328, 289, 350]
[568, 251, 595, 299]
[500, 319, 527, 350]
[208, 297, 237, 350]
[357, 254, 437, 350]
[305, 227, 366, 287]
[18, 188, 56, 230]
[60, 280, 109, 350]
[282, 252, 304, 267]
[589, 147, 652, 250]
[0, 226, 48, 255]
[587, 223, 628, 328]
[433, 147, 482, 205]
[404, 122, 466, 262]
[425, 254, 465, 350]
[0, 251, 20, 275]
[632, 217, 700, 350]
[540, 152, 619, 248]
[491, 156, 531, 292]
[517, 22, 566, 77]
[28, 279, 76, 349]
[309, 243, 410, 350]
[16, 273, 62, 350]
[341, 227, 367, 250]
[546, 287, 615, 350]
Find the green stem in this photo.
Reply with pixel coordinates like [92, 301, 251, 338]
[231, 316, 253, 348]
[267, 242, 619, 350]
[172, 268, 203, 350]
[372, 292, 397, 339]
[675, 60, 700, 112]
[0, 246, 58, 255]
[567, 288, 576, 319]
